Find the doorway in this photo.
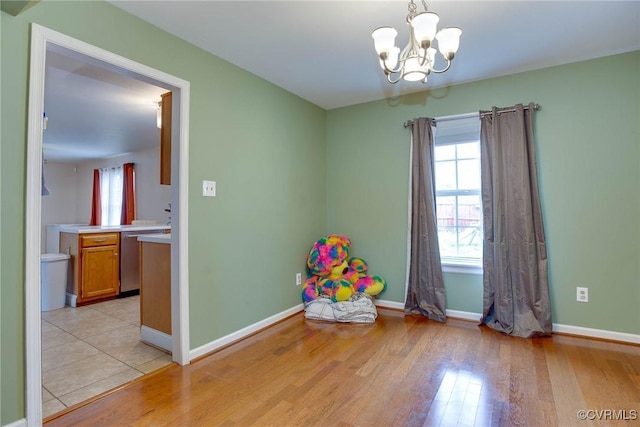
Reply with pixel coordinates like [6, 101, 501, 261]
[26, 24, 191, 424]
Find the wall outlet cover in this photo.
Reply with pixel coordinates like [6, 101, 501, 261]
[202, 180, 216, 197]
[576, 286, 588, 303]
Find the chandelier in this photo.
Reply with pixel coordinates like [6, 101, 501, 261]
[372, 0, 461, 84]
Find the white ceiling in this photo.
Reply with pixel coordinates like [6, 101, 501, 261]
[43, 45, 167, 162]
[108, 0, 640, 109]
[44, 0, 640, 162]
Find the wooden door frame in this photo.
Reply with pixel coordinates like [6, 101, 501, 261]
[25, 24, 191, 424]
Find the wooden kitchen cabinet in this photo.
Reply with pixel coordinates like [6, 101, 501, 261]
[60, 232, 120, 305]
[160, 91, 172, 185]
[139, 240, 171, 335]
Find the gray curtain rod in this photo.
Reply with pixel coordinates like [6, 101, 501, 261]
[404, 103, 540, 128]
[479, 103, 540, 118]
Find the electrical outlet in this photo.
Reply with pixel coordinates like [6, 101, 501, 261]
[576, 286, 588, 303]
[295, 273, 302, 286]
[202, 180, 216, 197]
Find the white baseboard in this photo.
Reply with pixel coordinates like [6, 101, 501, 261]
[374, 299, 404, 310]
[65, 292, 77, 308]
[446, 309, 482, 322]
[552, 323, 640, 344]
[189, 304, 304, 361]
[376, 302, 639, 345]
[442, 311, 640, 344]
[141, 326, 172, 352]
[374, 300, 482, 324]
[3, 418, 27, 427]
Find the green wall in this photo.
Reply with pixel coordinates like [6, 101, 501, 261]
[327, 51, 640, 333]
[1, 1, 326, 424]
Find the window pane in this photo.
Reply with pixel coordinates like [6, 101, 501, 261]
[456, 142, 480, 159]
[433, 128, 482, 264]
[435, 145, 455, 161]
[437, 226, 458, 258]
[436, 196, 456, 226]
[100, 167, 123, 226]
[457, 159, 480, 190]
[435, 161, 456, 191]
[458, 195, 482, 226]
[456, 226, 482, 258]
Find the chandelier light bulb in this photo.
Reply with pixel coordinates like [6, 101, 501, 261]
[411, 12, 440, 48]
[372, 26, 398, 56]
[436, 27, 462, 59]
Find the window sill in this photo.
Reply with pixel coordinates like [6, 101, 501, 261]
[442, 261, 483, 275]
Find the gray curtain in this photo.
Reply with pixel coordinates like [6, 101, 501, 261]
[405, 118, 446, 322]
[480, 103, 551, 337]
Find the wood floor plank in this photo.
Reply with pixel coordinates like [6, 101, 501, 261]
[45, 309, 640, 427]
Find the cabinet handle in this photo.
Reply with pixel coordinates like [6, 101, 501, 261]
[93, 238, 108, 243]
[114, 253, 118, 256]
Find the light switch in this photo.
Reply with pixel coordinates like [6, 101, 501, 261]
[202, 180, 216, 197]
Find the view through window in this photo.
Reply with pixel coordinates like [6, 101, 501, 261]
[433, 116, 482, 266]
[100, 166, 123, 226]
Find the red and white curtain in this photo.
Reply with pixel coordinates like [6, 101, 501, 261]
[89, 163, 135, 226]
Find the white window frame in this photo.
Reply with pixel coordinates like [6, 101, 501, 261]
[433, 113, 483, 275]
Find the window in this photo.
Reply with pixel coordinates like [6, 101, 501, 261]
[99, 166, 123, 226]
[433, 115, 482, 270]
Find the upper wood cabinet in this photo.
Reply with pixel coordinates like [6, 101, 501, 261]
[160, 91, 172, 185]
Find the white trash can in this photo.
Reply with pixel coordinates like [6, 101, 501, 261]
[41, 253, 70, 311]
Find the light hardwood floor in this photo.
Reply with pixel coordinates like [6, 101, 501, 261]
[45, 308, 640, 426]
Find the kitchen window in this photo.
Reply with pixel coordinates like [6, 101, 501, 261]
[100, 166, 123, 226]
[433, 115, 482, 273]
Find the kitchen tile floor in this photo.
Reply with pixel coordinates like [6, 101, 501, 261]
[41, 295, 173, 419]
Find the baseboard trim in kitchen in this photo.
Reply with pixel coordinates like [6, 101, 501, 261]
[141, 326, 173, 352]
[189, 303, 305, 362]
[3, 418, 27, 427]
[65, 292, 77, 308]
[118, 289, 140, 299]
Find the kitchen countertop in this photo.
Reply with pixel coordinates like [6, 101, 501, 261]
[137, 233, 171, 244]
[58, 224, 171, 234]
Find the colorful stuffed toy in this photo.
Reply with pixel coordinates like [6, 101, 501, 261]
[302, 235, 387, 303]
[306, 234, 351, 277]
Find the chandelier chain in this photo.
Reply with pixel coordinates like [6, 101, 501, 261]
[407, 0, 417, 20]
[407, 0, 430, 20]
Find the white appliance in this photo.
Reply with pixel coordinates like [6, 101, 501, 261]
[41, 253, 70, 311]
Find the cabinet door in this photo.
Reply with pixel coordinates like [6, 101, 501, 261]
[81, 245, 119, 300]
[160, 91, 172, 185]
[140, 242, 172, 334]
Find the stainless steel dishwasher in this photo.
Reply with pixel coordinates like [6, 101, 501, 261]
[120, 229, 166, 295]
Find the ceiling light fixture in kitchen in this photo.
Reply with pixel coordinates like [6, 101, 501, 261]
[156, 100, 162, 129]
